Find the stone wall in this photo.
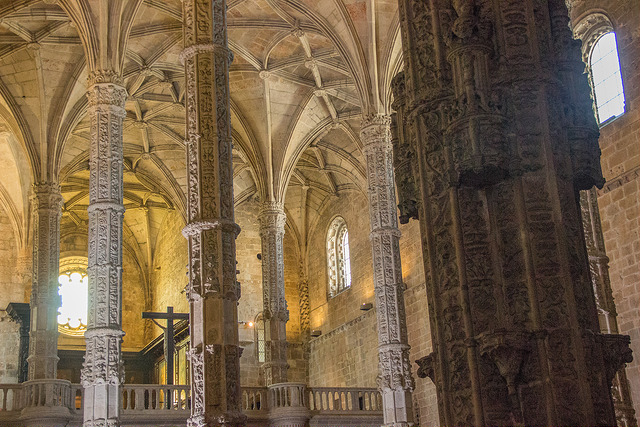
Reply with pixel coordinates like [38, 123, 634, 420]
[235, 197, 265, 386]
[0, 207, 22, 383]
[570, 1, 640, 417]
[148, 209, 189, 342]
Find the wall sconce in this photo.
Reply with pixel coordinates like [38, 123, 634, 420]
[360, 302, 373, 311]
[310, 329, 322, 337]
[238, 321, 254, 329]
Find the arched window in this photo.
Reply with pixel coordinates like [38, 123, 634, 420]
[255, 313, 265, 363]
[327, 216, 352, 297]
[590, 32, 625, 124]
[57, 268, 88, 336]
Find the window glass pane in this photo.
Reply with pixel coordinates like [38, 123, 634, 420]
[342, 230, 351, 289]
[591, 32, 625, 124]
[58, 270, 88, 333]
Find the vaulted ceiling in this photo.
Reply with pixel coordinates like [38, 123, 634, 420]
[0, 0, 403, 279]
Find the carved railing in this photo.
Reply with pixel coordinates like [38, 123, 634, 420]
[21, 379, 74, 410]
[0, 383, 21, 412]
[0, 382, 382, 426]
[307, 387, 382, 413]
[121, 384, 191, 412]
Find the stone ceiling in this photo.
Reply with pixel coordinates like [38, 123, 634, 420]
[0, 0, 403, 280]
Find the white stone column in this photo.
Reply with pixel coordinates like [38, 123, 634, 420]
[81, 72, 127, 427]
[27, 182, 63, 381]
[361, 115, 415, 427]
[259, 201, 289, 385]
[181, 0, 244, 425]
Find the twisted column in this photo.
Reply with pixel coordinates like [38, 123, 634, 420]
[81, 72, 127, 427]
[27, 182, 63, 381]
[259, 201, 289, 385]
[181, 0, 244, 425]
[361, 115, 415, 427]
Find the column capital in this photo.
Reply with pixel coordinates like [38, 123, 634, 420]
[360, 114, 392, 152]
[259, 201, 286, 233]
[31, 182, 63, 211]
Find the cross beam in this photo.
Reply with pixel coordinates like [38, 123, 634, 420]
[142, 306, 189, 385]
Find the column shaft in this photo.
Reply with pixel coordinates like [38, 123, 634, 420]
[181, 0, 244, 425]
[81, 73, 127, 427]
[361, 115, 415, 427]
[397, 0, 632, 425]
[259, 202, 289, 385]
[28, 183, 63, 380]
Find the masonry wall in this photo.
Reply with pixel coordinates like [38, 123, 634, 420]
[570, 2, 640, 418]
[283, 231, 306, 383]
[234, 197, 265, 386]
[148, 210, 189, 342]
[0, 207, 22, 383]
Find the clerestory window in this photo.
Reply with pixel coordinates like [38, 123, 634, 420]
[327, 216, 352, 297]
[590, 31, 625, 125]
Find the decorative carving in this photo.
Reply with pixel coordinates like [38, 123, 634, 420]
[396, 0, 625, 424]
[28, 183, 63, 381]
[182, 0, 245, 425]
[361, 115, 415, 427]
[81, 77, 127, 427]
[258, 201, 289, 385]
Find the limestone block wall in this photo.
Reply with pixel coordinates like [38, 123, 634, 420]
[570, 1, 640, 416]
[283, 232, 306, 383]
[235, 198, 265, 386]
[398, 218, 438, 425]
[0, 207, 22, 383]
[148, 210, 189, 342]
[307, 191, 376, 387]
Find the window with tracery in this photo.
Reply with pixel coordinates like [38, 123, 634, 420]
[57, 268, 88, 336]
[327, 216, 352, 297]
[590, 31, 625, 124]
[255, 314, 265, 363]
[574, 14, 625, 126]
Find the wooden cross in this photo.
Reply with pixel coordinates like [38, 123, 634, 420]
[142, 306, 189, 385]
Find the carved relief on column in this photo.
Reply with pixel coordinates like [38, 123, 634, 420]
[258, 201, 289, 385]
[81, 71, 127, 427]
[182, 0, 244, 425]
[28, 182, 63, 380]
[396, 0, 629, 425]
[580, 188, 637, 426]
[361, 115, 415, 427]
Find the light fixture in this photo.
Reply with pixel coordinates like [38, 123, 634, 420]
[360, 302, 373, 311]
[238, 321, 254, 329]
[311, 329, 322, 337]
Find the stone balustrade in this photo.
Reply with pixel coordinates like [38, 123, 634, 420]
[0, 382, 383, 427]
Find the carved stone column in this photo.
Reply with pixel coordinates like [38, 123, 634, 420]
[581, 188, 637, 426]
[27, 183, 63, 381]
[81, 72, 127, 427]
[360, 115, 415, 427]
[181, 0, 244, 425]
[258, 201, 289, 385]
[397, 0, 631, 425]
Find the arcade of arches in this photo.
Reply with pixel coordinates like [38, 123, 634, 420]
[0, 0, 638, 426]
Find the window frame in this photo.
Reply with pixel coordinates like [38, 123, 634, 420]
[57, 257, 89, 337]
[326, 216, 352, 298]
[573, 13, 625, 127]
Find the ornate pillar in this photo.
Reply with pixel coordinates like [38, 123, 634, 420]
[27, 182, 63, 380]
[360, 115, 415, 427]
[581, 188, 637, 426]
[396, 0, 633, 425]
[81, 72, 127, 427]
[258, 201, 289, 385]
[181, 0, 244, 425]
